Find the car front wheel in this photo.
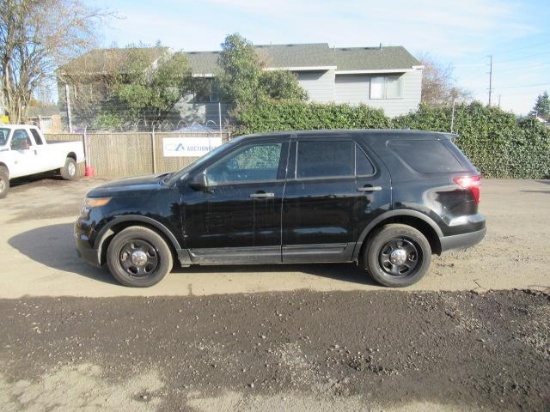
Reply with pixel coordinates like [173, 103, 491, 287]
[107, 226, 173, 287]
[364, 224, 431, 287]
[0, 166, 9, 199]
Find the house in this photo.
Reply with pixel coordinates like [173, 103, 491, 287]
[59, 43, 422, 130]
[182, 43, 422, 119]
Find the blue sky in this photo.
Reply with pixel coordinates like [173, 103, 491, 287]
[90, 0, 550, 115]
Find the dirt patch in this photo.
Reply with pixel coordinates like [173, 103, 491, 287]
[0, 290, 548, 411]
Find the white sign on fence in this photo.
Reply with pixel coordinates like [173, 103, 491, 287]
[162, 137, 223, 157]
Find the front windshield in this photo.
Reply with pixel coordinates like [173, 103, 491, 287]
[165, 138, 240, 185]
[0, 128, 8, 146]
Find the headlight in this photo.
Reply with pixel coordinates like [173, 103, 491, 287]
[80, 197, 111, 217]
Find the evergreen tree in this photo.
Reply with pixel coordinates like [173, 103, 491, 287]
[530, 91, 550, 120]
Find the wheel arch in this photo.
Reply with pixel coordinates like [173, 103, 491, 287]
[95, 215, 182, 266]
[0, 162, 9, 175]
[66, 152, 77, 161]
[354, 210, 443, 261]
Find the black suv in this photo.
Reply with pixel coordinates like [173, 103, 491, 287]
[75, 130, 486, 287]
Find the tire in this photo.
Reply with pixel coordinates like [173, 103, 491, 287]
[364, 224, 431, 287]
[106, 226, 173, 287]
[0, 166, 9, 199]
[60, 157, 78, 180]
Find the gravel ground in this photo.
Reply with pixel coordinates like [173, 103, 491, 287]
[1, 289, 548, 411]
[1, 177, 549, 411]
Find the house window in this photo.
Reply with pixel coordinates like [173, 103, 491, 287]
[193, 78, 219, 103]
[370, 75, 403, 99]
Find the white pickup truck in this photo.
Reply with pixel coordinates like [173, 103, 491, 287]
[0, 124, 85, 198]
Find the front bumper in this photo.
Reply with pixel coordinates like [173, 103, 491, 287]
[74, 222, 102, 267]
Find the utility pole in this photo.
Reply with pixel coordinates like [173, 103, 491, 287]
[488, 55, 493, 106]
[65, 83, 73, 133]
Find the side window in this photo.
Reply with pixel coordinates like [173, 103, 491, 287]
[356, 146, 375, 176]
[30, 128, 44, 145]
[205, 143, 283, 184]
[11, 130, 32, 150]
[297, 140, 354, 178]
[0, 129, 7, 146]
[388, 140, 465, 173]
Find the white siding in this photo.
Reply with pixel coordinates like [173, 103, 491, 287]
[333, 69, 422, 117]
[334, 74, 369, 104]
[297, 70, 335, 103]
[365, 70, 422, 117]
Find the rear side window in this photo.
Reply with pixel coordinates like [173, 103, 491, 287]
[297, 141, 354, 178]
[388, 140, 465, 173]
[294, 140, 376, 178]
[30, 129, 44, 145]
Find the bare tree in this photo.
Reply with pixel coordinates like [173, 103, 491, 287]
[0, 0, 107, 123]
[418, 54, 471, 106]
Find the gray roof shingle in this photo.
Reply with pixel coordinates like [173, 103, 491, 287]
[184, 43, 419, 75]
[62, 44, 420, 76]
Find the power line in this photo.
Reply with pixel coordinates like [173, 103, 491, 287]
[498, 82, 550, 90]
[496, 50, 550, 64]
[493, 39, 550, 55]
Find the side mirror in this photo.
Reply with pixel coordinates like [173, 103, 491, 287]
[189, 172, 209, 191]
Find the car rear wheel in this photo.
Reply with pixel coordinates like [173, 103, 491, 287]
[107, 226, 173, 287]
[60, 157, 78, 180]
[364, 224, 431, 287]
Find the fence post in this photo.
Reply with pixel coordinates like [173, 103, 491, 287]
[83, 128, 96, 177]
[151, 127, 157, 174]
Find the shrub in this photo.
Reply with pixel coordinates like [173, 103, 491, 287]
[236, 101, 550, 179]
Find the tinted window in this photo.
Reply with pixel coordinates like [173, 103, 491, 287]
[206, 143, 283, 184]
[297, 141, 354, 178]
[388, 140, 465, 173]
[30, 128, 44, 145]
[356, 147, 375, 176]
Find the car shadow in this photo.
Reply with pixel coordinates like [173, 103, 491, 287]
[8, 223, 118, 285]
[9, 223, 379, 287]
[173, 261, 379, 287]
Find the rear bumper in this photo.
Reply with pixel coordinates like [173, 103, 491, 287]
[440, 227, 486, 252]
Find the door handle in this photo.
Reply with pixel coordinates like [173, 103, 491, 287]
[357, 185, 382, 192]
[250, 192, 275, 199]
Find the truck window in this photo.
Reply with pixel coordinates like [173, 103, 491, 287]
[11, 130, 32, 150]
[0, 128, 8, 146]
[30, 128, 44, 145]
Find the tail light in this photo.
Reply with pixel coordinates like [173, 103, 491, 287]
[454, 175, 481, 204]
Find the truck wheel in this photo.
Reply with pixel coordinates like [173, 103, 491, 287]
[107, 226, 173, 287]
[60, 157, 78, 180]
[0, 167, 9, 199]
[363, 224, 431, 287]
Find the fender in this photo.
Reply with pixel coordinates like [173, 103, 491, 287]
[94, 215, 183, 265]
[352, 209, 444, 260]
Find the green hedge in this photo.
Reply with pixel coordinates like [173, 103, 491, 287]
[236, 101, 550, 179]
